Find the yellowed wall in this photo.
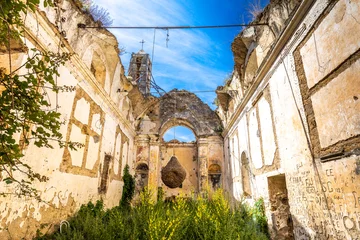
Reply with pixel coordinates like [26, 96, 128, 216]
[160, 143, 198, 198]
[221, 0, 360, 239]
[0, 1, 136, 239]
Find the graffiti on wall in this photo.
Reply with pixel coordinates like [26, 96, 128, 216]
[287, 158, 360, 239]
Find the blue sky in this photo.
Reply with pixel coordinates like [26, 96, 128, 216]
[93, 0, 269, 141]
[163, 126, 196, 142]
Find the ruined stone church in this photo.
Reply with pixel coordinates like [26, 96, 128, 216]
[0, 0, 359, 239]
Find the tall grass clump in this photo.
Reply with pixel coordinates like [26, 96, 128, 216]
[36, 189, 269, 240]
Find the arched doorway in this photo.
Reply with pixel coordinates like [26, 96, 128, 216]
[134, 90, 224, 199]
[160, 125, 198, 198]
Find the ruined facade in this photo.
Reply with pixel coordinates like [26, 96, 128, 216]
[217, 0, 360, 239]
[0, 1, 137, 238]
[0, 1, 223, 238]
[1, 0, 360, 239]
[134, 90, 224, 199]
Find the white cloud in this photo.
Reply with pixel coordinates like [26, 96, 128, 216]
[163, 126, 196, 142]
[93, 0, 229, 107]
[163, 130, 174, 141]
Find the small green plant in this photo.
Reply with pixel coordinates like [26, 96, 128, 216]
[157, 186, 164, 202]
[75, 0, 113, 27]
[212, 97, 220, 107]
[36, 189, 269, 240]
[252, 198, 270, 238]
[120, 164, 135, 208]
[248, 0, 264, 20]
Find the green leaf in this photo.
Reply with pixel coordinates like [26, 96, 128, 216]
[3, 178, 13, 184]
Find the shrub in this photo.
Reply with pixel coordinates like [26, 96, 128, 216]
[75, 0, 113, 27]
[36, 189, 269, 240]
[120, 164, 135, 209]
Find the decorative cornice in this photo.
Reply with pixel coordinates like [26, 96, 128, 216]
[222, 0, 315, 138]
[24, 10, 136, 137]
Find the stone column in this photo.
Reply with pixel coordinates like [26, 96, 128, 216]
[134, 135, 150, 165]
[148, 135, 160, 198]
[198, 137, 209, 192]
[134, 135, 150, 199]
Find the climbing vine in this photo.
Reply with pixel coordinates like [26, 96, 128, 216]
[0, 0, 82, 199]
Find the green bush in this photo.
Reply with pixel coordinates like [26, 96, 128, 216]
[120, 164, 135, 209]
[36, 189, 269, 240]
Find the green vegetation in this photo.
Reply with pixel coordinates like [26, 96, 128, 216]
[36, 190, 269, 240]
[0, 0, 82, 198]
[74, 0, 113, 26]
[119, 164, 135, 209]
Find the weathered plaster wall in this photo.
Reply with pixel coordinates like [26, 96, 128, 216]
[134, 90, 224, 199]
[220, 0, 360, 239]
[0, 1, 136, 239]
[160, 143, 198, 198]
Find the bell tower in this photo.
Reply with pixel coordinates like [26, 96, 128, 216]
[128, 46, 152, 96]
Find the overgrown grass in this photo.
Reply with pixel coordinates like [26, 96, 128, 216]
[36, 190, 269, 240]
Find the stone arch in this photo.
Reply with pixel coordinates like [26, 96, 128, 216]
[160, 118, 198, 141]
[135, 90, 222, 137]
[244, 46, 259, 89]
[159, 119, 197, 193]
[135, 162, 149, 176]
[136, 162, 149, 171]
[81, 43, 111, 91]
[81, 43, 104, 69]
[133, 90, 223, 197]
[91, 51, 106, 87]
[158, 90, 222, 137]
[110, 63, 123, 101]
[241, 151, 252, 197]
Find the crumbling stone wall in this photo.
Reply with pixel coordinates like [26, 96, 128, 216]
[0, 1, 136, 238]
[231, 0, 301, 96]
[219, 0, 360, 239]
[134, 90, 224, 198]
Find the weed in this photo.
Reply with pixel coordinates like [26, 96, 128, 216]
[36, 189, 269, 240]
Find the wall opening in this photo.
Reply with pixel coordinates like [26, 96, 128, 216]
[241, 151, 252, 197]
[159, 123, 198, 197]
[267, 174, 294, 239]
[163, 126, 196, 143]
[135, 163, 149, 194]
[208, 164, 221, 190]
[98, 154, 111, 194]
[243, 48, 258, 90]
[90, 51, 106, 87]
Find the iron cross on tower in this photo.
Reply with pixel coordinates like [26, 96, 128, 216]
[140, 39, 145, 50]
